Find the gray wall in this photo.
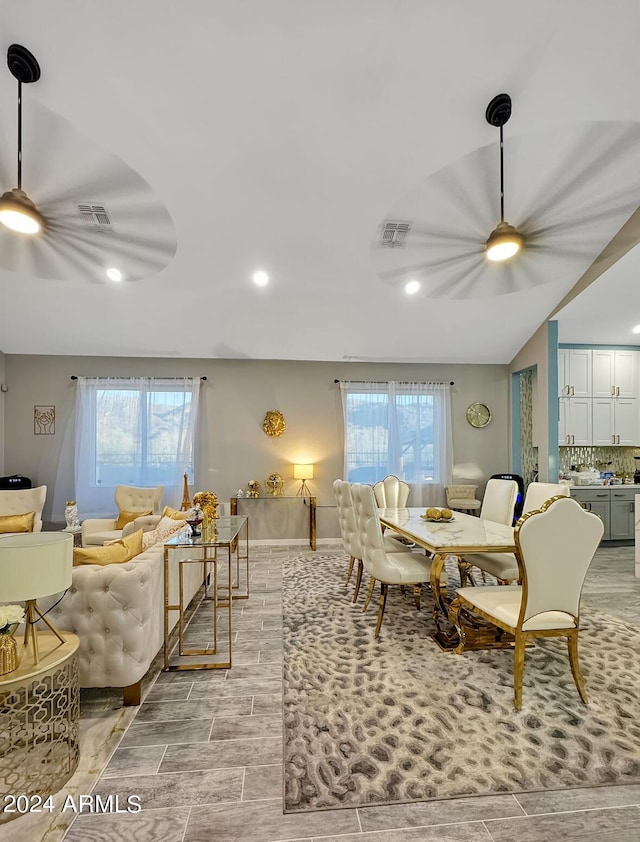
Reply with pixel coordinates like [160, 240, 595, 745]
[3, 355, 511, 538]
[0, 349, 5, 476]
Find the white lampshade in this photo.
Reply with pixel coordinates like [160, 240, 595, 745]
[0, 532, 73, 601]
[293, 464, 314, 480]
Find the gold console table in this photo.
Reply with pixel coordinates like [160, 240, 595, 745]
[230, 495, 316, 550]
[0, 634, 80, 822]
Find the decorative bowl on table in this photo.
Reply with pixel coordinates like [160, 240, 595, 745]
[420, 507, 454, 523]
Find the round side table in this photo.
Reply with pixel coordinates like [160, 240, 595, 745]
[0, 633, 80, 823]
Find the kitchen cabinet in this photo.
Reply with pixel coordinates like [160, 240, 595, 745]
[558, 348, 592, 397]
[571, 488, 610, 539]
[570, 486, 636, 541]
[592, 398, 639, 446]
[592, 349, 637, 398]
[610, 489, 636, 540]
[558, 396, 592, 446]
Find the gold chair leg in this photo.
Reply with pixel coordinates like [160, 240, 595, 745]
[352, 560, 363, 603]
[362, 577, 376, 612]
[567, 630, 588, 704]
[374, 583, 388, 638]
[413, 584, 421, 610]
[513, 632, 526, 711]
[345, 555, 355, 587]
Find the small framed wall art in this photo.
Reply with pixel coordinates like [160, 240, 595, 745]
[34, 405, 55, 435]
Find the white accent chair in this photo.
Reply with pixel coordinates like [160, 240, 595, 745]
[445, 485, 481, 515]
[373, 475, 410, 508]
[467, 482, 570, 583]
[333, 479, 411, 602]
[351, 483, 432, 637]
[0, 485, 47, 532]
[449, 495, 604, 709]
[81, 485, 164, 547]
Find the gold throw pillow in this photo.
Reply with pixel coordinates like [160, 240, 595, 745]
[115, 509, 152, 529]
[73, 542, 130, 567]
[162, 505, 188, 520]
[0, 511, 35, 533]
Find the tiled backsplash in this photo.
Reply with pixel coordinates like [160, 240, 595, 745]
[559, 446, 640, 477]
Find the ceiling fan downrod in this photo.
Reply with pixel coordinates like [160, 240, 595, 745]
[0, 44, 44, 235]
[485, 92, 522, 261]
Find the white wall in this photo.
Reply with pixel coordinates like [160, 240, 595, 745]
[0, 349, 5, 476]
[3, 355, 511, 537]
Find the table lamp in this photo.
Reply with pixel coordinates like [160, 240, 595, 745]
[293, 464, 314, 497]
[0, 532, 73, 664]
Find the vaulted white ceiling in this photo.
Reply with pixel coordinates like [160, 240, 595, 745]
[0, 0, 639, 363]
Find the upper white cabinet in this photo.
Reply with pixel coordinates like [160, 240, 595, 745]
[559, 396, 593, 446]
[592, 398, 639, 446]
[592, 349, 637, 398]
[558, 348, 592, 397]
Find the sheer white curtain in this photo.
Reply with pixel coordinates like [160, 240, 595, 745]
[340, 380, 453, 507]
[74, 377, 200, 517]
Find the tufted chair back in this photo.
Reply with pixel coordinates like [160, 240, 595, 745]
[516, 496, 603, 630]
[0, 485, 47, 532]
[333, 480, 362, 559]
[114, 485, 164, 515]
[373, 475, 410, 508]
[522, 482, 570, 515]
[480, 479, 518, 525]
[351, 483, 395, 581]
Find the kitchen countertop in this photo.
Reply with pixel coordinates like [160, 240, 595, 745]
[568, 484, 640, 490]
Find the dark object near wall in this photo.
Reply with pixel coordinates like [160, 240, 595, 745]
[490, 473, 525, 523]
[0, 474, 32, 490]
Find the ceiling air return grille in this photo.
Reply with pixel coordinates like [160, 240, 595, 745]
[77, 203, 113, 231]
[379, 220, 411, 247]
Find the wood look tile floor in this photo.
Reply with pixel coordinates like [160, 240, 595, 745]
[62, 544, 640, 842]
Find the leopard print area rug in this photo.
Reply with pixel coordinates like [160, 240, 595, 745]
[283, 553, 640, 812]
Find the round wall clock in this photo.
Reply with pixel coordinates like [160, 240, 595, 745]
[466, 402, 491, 428]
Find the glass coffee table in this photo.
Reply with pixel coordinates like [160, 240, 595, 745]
[163, 515, 249, 671]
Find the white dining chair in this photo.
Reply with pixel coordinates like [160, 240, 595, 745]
[449, 495, 604, 710]
[480, 478, 519, 525]
[351, 483, 432, 637]
[333, 480, 411, 602]
[466, 482, 570, 583]
[373, 475, 410, 508]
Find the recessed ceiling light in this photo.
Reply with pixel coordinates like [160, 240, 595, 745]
[106, 267, 123, 282]
[632, 325, 640, 334]
[404, 280, 421, 295]
[252, 270, 269, 287]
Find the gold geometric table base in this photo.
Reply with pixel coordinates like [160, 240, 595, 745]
[0, 634, 79, 824]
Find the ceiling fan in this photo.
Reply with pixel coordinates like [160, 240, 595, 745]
[371, 92, 640, 299]
[0, 43, 177, 283]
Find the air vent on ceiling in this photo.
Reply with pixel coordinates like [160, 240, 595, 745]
[77, 203, 113, 230]
[379, 220, 411, 247]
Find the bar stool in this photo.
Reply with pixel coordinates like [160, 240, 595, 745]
[445, 484, 481, 515]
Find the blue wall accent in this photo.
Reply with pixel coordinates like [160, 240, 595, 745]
[559, 343, 640, 351]
[548, 320, 559, 480]
[511, 371, 521, 474]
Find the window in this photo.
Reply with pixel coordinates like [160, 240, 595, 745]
[74, 376, 200, 517]
[339, 380, 452, 507]
[93, 385, 194, 486]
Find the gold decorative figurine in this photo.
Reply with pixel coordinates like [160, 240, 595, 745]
[265, 473, 284, 496]
[247, 480, 261, 498]
[263, 410, 286, 437]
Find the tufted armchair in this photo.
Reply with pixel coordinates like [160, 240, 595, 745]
[445, 484, 481, 515]
[0, 485, 47, 532]
[81, 485, 164, 547]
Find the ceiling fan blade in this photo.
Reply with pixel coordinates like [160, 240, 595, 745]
[377, 248, 483, 281]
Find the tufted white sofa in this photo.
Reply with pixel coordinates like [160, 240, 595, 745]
[39, 519, 203, 705]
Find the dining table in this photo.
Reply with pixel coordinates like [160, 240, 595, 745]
[378, 507, 516, 650]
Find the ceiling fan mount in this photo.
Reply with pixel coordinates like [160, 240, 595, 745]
[485, 92, 511, 129]
[7, 43, 40, 84]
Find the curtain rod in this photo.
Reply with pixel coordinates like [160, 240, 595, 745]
[70, 375, 207, 381]
[334, 379, 454, 385]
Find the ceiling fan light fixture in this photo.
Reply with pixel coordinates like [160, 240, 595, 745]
[485, 221, 523, 262]
[0, 188, 44, 234]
